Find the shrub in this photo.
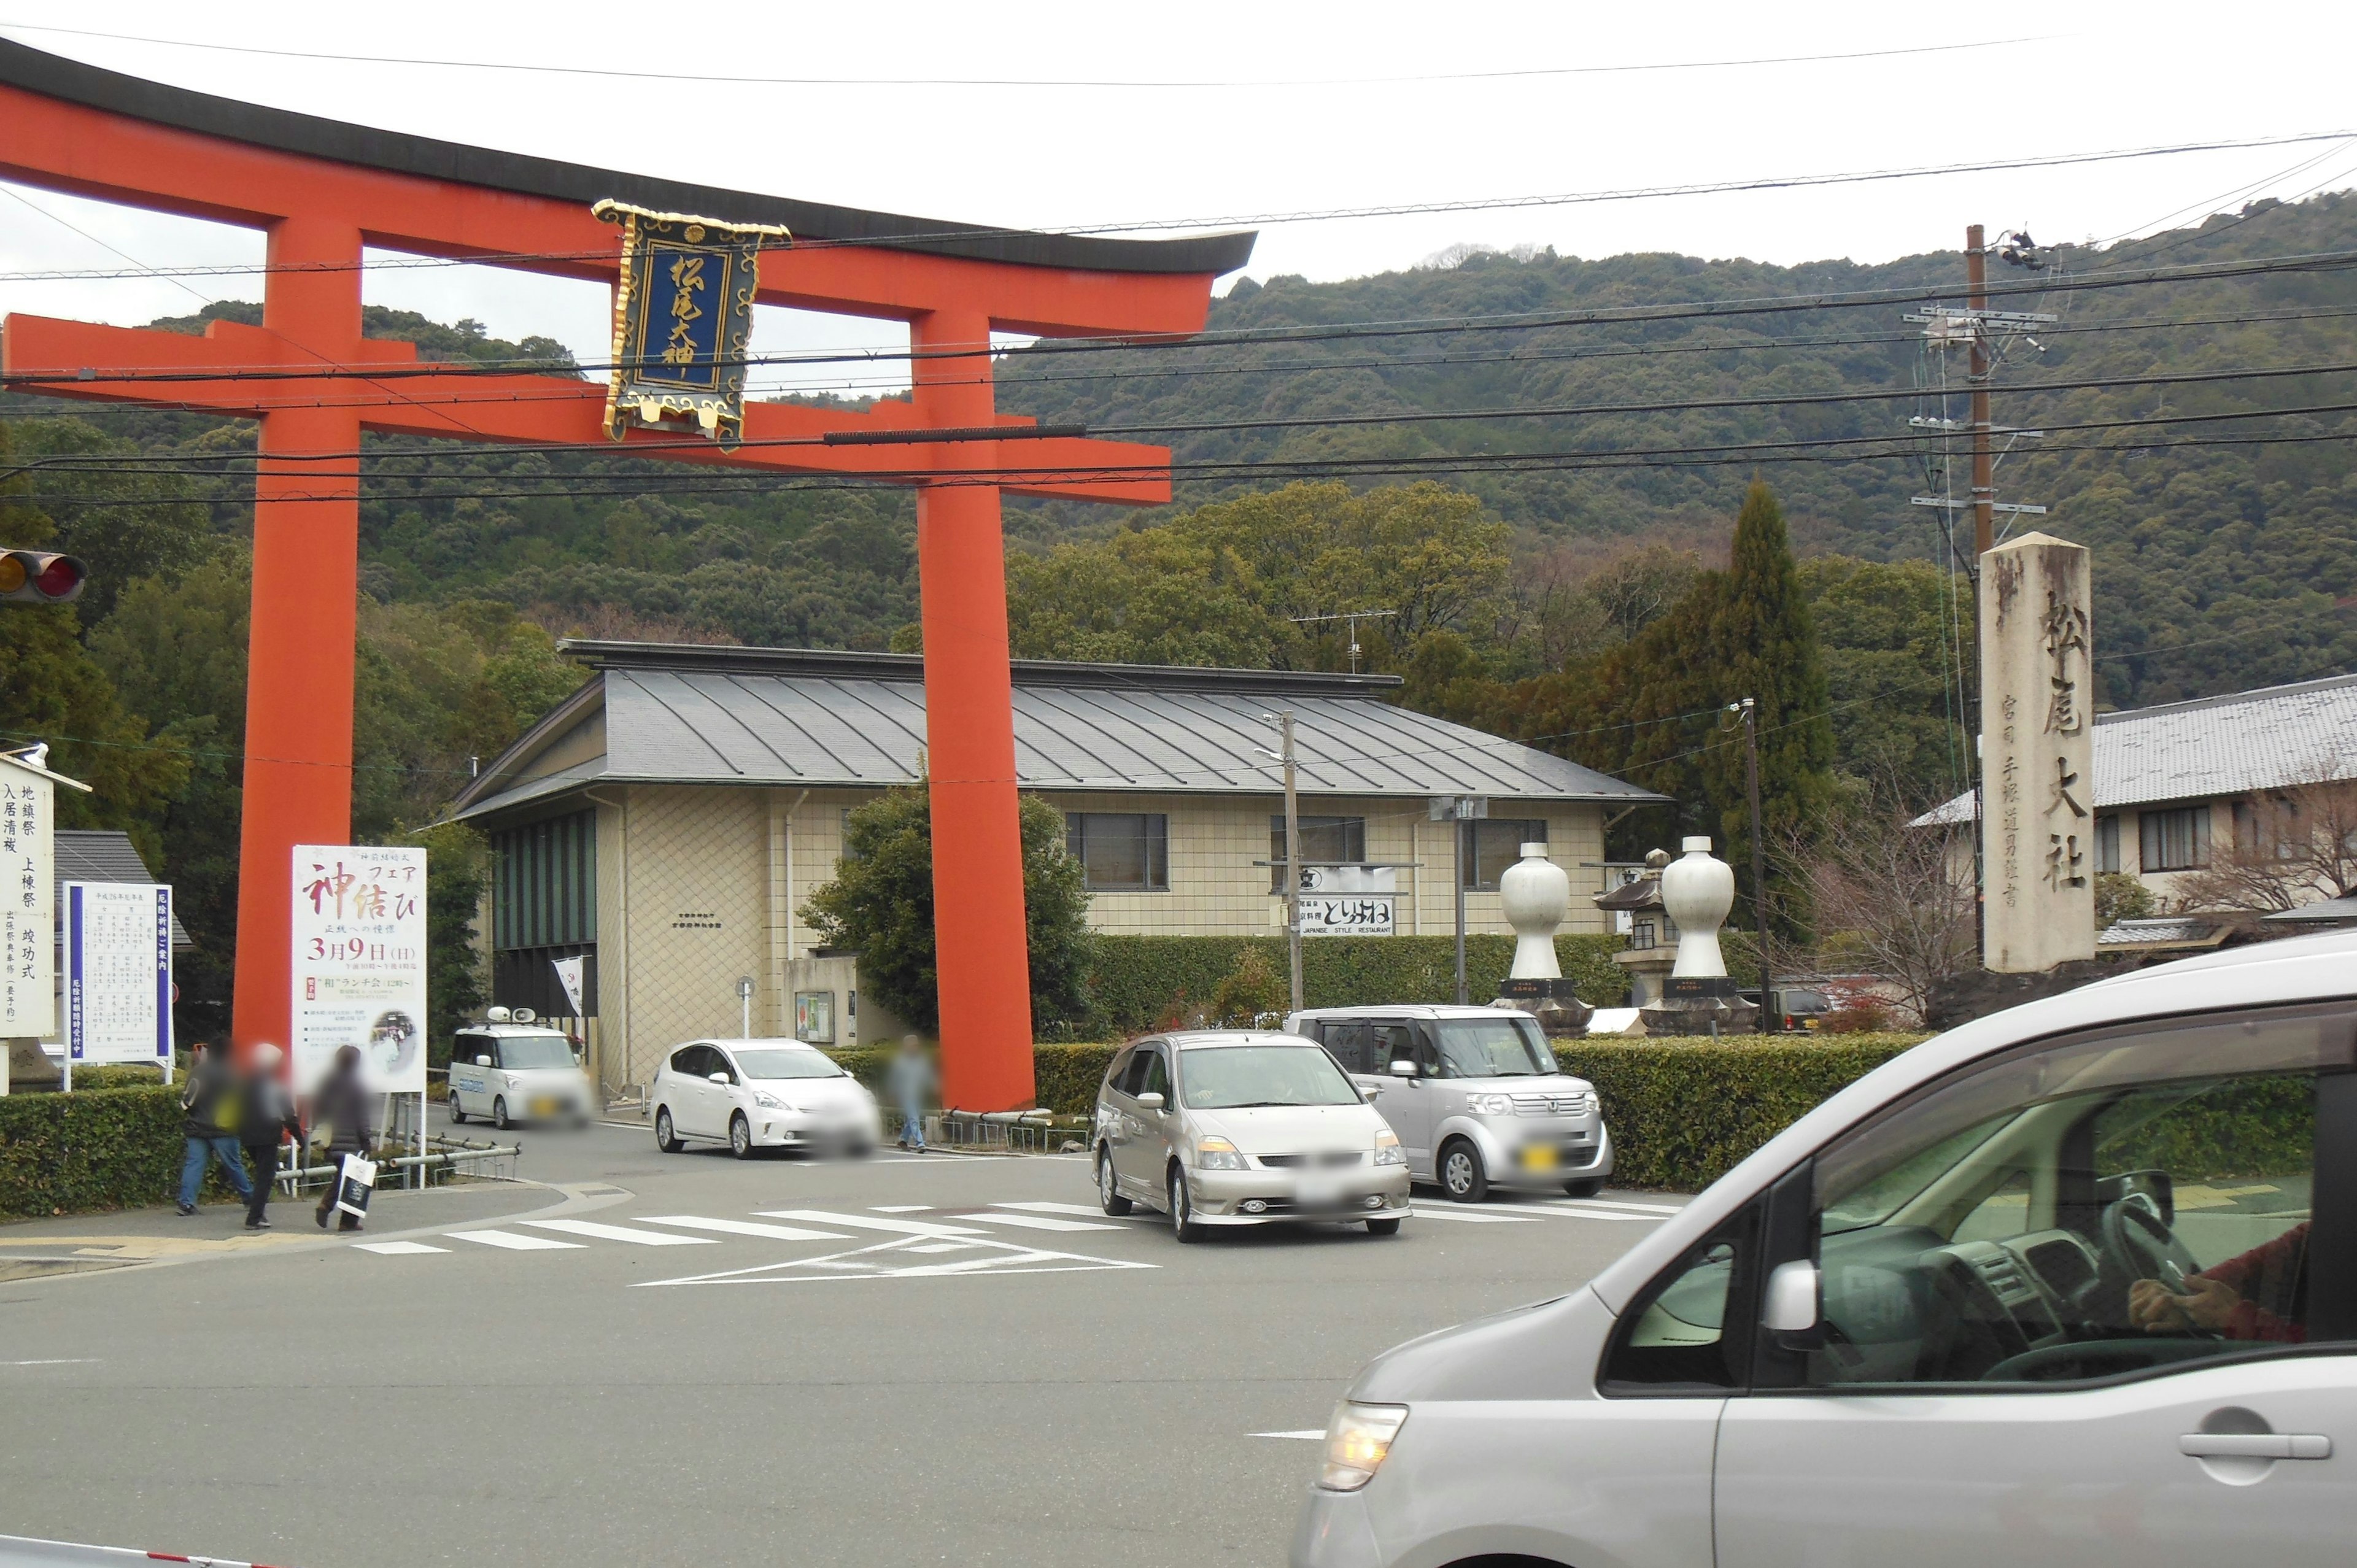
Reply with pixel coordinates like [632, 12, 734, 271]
[1817, 1000, 1893, 1033]
[1208, 946, 1288, 1027]
[0, 1084, 245, 1219]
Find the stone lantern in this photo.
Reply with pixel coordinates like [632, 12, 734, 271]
[1637, 836, 1759, 1037]
[1491, 841, 1593, 1035]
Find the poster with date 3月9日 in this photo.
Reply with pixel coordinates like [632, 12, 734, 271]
[289, 843, 428, 1096]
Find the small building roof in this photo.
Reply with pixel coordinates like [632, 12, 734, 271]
[1916, 670, 2357, 825]
[55, 830, 195, 948]
[2096, 917, 2230, 952]
[451, 642, 1669, 821]
[2265, 894, 2357, 924]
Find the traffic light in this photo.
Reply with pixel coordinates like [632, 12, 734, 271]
[0, 549, 86, 604]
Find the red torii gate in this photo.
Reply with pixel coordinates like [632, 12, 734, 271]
[0, 42, 1252, 1108]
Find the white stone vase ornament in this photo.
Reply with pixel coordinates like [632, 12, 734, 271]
[1499, 842, 1570, 979]
[1660, 836, 1735, 979]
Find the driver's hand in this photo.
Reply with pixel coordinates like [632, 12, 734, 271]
[2127, 1278, 2183, 1330]
[2131, 1274, 2238, 1333]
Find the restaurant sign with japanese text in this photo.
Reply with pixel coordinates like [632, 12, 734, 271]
[1979, 533, 2096, 973]
[290, 844, 427, 1094]
[594, 200, 791, 450]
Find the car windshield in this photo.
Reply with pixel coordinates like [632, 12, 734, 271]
[1178, 1045, 1362, 1109]
[732, 1048, 847, 1081]
[1433, 1017, 1554, 1078]
[495, 1033, 574, 1070]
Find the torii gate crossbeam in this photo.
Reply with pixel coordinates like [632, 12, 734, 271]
[0, 42, 1252, 1108]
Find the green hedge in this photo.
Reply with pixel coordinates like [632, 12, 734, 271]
[0, 1084, 247, 1220]
[1086, 933, 1628, 1034]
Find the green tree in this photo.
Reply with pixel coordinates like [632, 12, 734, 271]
[1800, 555, 1974, 800]
[407, 821, 490, 1057]
[799, 787, 1094, 1036]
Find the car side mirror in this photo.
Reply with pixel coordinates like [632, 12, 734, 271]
[1361, 1081, 1385, 1099]
[572, 1051, 584, 1067]
[1136, 1092, 1165, 1111]
[1763, 1260, 1823, 1343]
[708, 1071, 731, 1085]
[474, 1054, 492, 1068]
[1388, 1059, 1417, 1078]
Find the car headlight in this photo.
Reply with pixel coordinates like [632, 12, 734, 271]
[1319, 1401, 1408, 1491]
[1373, 1129, 1406, 1166]
[1466, 1092, 1515, 1116]
[1196, 1135, 1250, 1172]
[753, 1091, 787, 1111]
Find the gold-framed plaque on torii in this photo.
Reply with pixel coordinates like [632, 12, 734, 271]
[594, 199, 791, 450]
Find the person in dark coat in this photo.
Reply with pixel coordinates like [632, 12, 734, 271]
[177, 1038, 254, 1218]
[311, 1044, 375, 1232]
[236, 1042, 303, 1231]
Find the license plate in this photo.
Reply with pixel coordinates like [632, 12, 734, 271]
[1295, 1180, 1345, 1208]
[1518, 1145, 1559, 1172]
[529, 1097, 560, 1117]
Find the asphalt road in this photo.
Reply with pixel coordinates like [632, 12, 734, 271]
[0, 1113, 1681, 1568]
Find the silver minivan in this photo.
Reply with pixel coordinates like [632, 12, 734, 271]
[1286, 1005, 1614, 1200]
[1093, 1031, 1413, 1240]
[1291, 929, 2357, 1568]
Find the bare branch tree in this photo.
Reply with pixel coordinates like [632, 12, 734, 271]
[1786, 770, 1977, 1026]
[2175, 752, 2357, 914]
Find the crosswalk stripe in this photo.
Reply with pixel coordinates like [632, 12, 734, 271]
[1545, 1197, 1686, 1216]
[447, 1229, 585, 1250]
[992, 1201, 1118, 1218]
[353, 1240, 448, 1254]
[871, 1205, 932, 1213]
[963, 1211, 1123, 1232]
[525, 1219, 718, 1246]
[757, 1209, 986, 1238]
[1407, 1206, 1540, 1223]
[639, 1216, 853, 1242]
[1469, 1200, 1654, 1222]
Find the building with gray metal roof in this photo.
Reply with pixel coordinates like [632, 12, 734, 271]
[450, 642, 1665, 1094]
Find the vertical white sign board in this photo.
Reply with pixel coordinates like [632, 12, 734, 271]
[0, 760, 55, 1040]
[66, 882, 173, 1067]
[290, 844, 428, 1095]
[1980, 533, 2098, 973]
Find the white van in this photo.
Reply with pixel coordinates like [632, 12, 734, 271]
[447, 1014, 593, 1129]
[1292, 929, 2357, 1568]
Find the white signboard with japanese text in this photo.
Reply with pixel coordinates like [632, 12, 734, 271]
[1295, 864, 1397, 937]
[290, 844, 427, 1094]
[65, 882, 172, 1065]
[1980, 533, 2097, 973]
[0, 762, 54, 1038]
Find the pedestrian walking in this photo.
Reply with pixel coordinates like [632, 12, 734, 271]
[888, 1033, 934, 1153]
[311, 1044, 375, 1232]
[236, 1043, 302, 1232]
[176, 1038, 254, 1217]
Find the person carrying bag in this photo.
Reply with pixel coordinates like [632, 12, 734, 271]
[176, 1038, 254, 1218]
[309, 1045, 376, 1233]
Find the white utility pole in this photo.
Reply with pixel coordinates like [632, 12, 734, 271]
[1280, 711, 1304, 1015]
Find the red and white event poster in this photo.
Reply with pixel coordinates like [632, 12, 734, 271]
[289, 844, 428, 1095]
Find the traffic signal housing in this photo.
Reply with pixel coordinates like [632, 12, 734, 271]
[0, 549, 86, 604]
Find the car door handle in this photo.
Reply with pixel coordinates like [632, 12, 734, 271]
[2180, 1434, 2332, 1459]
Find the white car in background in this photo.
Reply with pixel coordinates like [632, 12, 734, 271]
[447, 1014, 593, 1129]
[652, 1038, 883, 1159]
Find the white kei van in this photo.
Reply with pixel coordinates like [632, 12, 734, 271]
[1293, 929, 2357, 1568]
[446, 1018, 593, 1130]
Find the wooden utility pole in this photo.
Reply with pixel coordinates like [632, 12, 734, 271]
[1740, 697, 1771, 1032]
[1966, 222, 1995, 558]
[1280, 711, 1304, 1015]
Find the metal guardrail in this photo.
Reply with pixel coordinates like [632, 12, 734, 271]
[273, 1139, 520, 1193]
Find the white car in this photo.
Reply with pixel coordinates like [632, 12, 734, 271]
[1293, 927, 2357, 1568]
[651, 1038, 882, 1159]
[447, 1021, 593, 1129]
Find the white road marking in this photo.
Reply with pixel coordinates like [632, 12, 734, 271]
[906, 1242, 983, 1254]
[1408, 1206, 1540, 1223]
[353, 1240, 449, 1255]
[1251, 1430, 1326, 1440]
[524, 1219, 718, 1246]
[1469, 1200, 1655, 1222]
[639, 1216, 853, 1242]
[758, 1209, 987, 1238]
[4, 1359, 101, 1367]
[639, 1232, 1157, 1287]
[871, 1205, 933, 1213]
[993, 1201, 1121, 1218]
[963, 1211, 1124, 1232]
[447, 1229, 584, 1251]
[1542, 1197, 1687, 1216]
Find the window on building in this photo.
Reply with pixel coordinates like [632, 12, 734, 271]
[2094, 815, 2121, 875]
[1268, 814, 1366, 891]
[1461, 818, 1547, 890]
[492, 810, 596, 949]
[2139, 806, 2211, 872]
[1066, 812, 1169, 892]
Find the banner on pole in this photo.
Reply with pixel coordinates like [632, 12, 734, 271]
[550, 954, 587, 1015]
[290, 844, 428, 1095]
[593, 201, 791, 450]
[0, 757, 55, 1038]
[65, 881, 172, 1066]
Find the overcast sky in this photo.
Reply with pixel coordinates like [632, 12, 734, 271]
[2, 1, 2353, 392]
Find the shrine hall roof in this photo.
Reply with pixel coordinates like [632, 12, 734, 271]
[0, 41, 1256, 277]
[450, 642, 1668, 820]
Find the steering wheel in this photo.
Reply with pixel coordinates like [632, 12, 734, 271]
[2101, 1194, 2204, 1300]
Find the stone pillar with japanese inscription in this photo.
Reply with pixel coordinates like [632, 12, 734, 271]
[1979, 533, 2097, 972]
